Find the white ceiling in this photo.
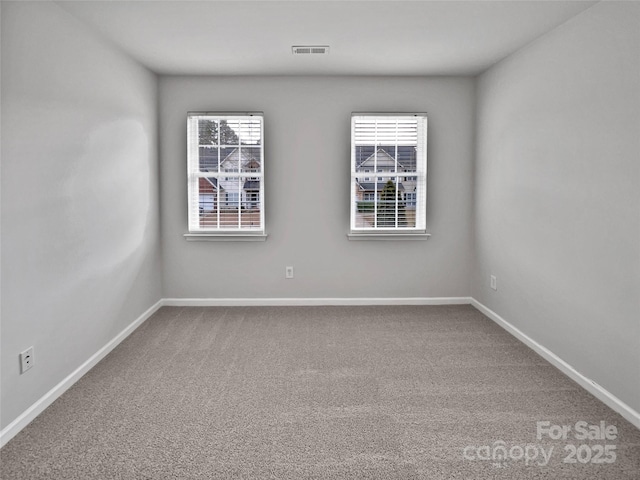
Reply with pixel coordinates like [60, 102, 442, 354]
[57, 0, 597, 76]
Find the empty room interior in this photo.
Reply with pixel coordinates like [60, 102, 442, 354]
[1, 0, 639, 478]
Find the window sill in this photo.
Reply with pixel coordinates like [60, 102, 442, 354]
[347, 233, 431, 241]
[184, 233, 268, 242]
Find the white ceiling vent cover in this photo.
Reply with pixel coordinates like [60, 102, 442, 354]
[292, 46, 330, 55]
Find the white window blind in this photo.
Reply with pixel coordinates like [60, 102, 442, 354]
[187, 113, 265, 234]
[350, 113, 427, 234]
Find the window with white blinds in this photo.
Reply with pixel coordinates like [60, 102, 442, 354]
[187, 113, 264, 234]
[350, 113, 428, 235]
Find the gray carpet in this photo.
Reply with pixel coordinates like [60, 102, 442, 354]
[1, 305, 639, 479]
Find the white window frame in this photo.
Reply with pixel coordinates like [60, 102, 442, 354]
[350, 113, 428, 238]
[185, 112, 266, 241]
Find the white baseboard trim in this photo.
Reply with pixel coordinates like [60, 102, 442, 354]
[0, 299, 163, 448]
[471, 298, 640, 430]
[163, 297, 473, 307]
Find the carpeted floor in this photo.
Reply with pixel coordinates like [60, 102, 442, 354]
[1, 305, 639, 479]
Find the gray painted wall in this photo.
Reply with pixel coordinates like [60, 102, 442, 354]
[1, 2, 162, 429]
[159, 76, 475, 299]
[473, 1, 640, 413]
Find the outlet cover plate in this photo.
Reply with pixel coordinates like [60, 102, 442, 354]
[20, 347, 34, 374]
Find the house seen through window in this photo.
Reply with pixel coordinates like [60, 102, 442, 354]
[187, 113, 264, 234]
[350, 114, 427, 235]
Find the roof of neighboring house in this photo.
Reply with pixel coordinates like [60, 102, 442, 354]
[357, 181, 405, 192]
[358, 149, 398, 168]
[245, 159, 261, 169]
[220, 148, 260, 170]
[199, 147, 261, 173]
[199, 177, 219, 189]
[355, 146, 417, 171]
[243, 180, 260, 190]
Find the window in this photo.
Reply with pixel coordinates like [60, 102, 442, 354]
[363, 192, 376, 201]
[225, 192, 239, 208]
[351, 113, 427, 235]
[187, 113, 265, 236]
[199, 194, 215, 212]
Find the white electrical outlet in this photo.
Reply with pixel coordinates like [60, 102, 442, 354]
[20, 347, 34, 374]
[490, 275, 497, 291]
[285, 266, 294, 279]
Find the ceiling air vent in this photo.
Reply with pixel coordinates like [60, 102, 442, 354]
[292, 45, 330, 55]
